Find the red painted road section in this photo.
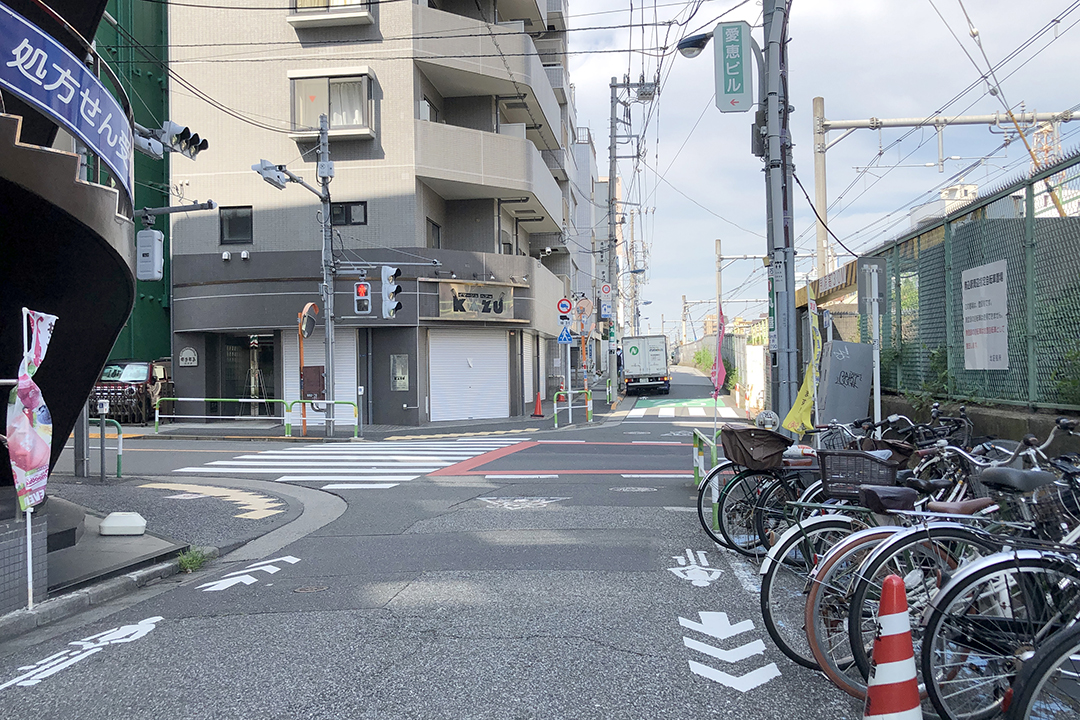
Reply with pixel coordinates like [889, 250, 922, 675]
[429, 441, 690, 476]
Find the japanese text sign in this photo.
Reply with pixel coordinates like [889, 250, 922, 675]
[715, 21, 752, 113]
[961, 260, 1008, 370]
[0, 4, 133, 200]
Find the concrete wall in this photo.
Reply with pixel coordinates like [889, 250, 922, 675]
[370, 326, 422, 425]
[0, 514, 47, 615]
[445, 96, 495, 132]
[446, 199, 497, 253]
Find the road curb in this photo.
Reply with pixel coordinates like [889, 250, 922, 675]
[0, 546, 219, 644]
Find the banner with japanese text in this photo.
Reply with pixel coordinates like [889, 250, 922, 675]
[7, 309, 57, 511]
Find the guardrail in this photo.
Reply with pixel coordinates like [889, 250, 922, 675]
[692, 428, 723, 487]
[553, 389, 592, 428]
[154, 397, 290, 433]
[89, 417, 123, 478]
[285, 400, 359, 438]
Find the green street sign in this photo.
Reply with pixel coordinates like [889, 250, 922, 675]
[715, 21, 752, 113]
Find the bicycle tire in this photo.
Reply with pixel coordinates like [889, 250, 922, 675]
[1003, 621, 1080, 720]
[718, 469, 776, 557]
[921, 550, 1080, 720]
[847, 523, 1002, 684]
[753, 474, 806, 551]
[805, 526, 900, 699]
[695, 460, 741, 548]
[759, 515, 855, 669]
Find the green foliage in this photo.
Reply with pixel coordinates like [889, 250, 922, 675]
[177, 547, 210, 573]
[692, 347, 713, 374]
[1052, 346, 1080, 406]
[903, 345, 950, 420]
[723, 356, 739, 390]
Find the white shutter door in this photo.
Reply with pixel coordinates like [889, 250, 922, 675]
[429, 329, 509, 421]
[523, 331, 534, 399]
[281, 329, 356, 423]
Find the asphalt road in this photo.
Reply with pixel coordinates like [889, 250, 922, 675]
[1, 368, 862, 719]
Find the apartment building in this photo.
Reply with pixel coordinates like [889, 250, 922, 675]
[167, 0, 601, 426]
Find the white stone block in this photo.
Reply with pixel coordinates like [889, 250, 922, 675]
[98, 512, 147, 536]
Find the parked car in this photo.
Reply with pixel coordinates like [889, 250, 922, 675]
[91, 358, 173, 425]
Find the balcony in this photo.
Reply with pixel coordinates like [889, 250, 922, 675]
[415, 120, 562, 233]
[287, 0, 373, 29]
[547, 0, 568, 31]
[413, 5, 560, 151]
[543, 64, 567, 103]
[541, 148, 567, 181]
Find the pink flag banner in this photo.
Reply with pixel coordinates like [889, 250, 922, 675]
[7, 310, 58, 511]
[710, 311, 726, 398]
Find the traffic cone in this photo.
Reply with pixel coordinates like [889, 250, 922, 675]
[531, 391, 544, 417]
[863, 574, 922, 720]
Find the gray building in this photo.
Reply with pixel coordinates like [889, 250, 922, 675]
[167, 0, 602, 427]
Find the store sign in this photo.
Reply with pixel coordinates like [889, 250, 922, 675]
[0, 5, 133, 200]
[178, 347, 198, 368]
[961, 260, 1008, 370]
[438, 283, 514, 321]
[390, 354, 409, 391]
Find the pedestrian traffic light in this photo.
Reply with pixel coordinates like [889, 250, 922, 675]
[354, 281, 371, 314]
[381, 266, 402, 319]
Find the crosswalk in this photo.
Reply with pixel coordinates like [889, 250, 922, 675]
[174, 438, 526, 490]
[626, 405, 741, 419]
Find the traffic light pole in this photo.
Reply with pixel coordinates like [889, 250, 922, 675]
[319, 115, 336, 437]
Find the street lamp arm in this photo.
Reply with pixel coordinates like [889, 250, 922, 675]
[280, 167, 328, 202]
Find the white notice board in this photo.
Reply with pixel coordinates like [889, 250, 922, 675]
[961, 260, 1008, 370]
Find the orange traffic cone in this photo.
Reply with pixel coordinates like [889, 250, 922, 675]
[863, 575, 922, 720]
[531, 391, 544, 417]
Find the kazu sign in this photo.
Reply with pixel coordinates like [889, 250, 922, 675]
[0, 4, 133, 200]
[437, 282, 514, 321]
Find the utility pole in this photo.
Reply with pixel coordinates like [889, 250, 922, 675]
[763, 0, 798, 422]
[318, 116, 336, 437]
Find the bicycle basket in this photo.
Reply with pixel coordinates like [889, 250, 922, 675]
[1029, 484, 1080, 541]
[819, 428, 859, 451]
[720, 425, 793, 470]
[818, 449, 899, 501]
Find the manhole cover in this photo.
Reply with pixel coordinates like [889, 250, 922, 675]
[610, 486, 658, 493]
[293, 586, 329, 593]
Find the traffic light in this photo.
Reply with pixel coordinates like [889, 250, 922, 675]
[251, 159, 289, 190]
[354, 281, 371, 314]
[381, 266, 402, 318]
[160, 121, 208, 159]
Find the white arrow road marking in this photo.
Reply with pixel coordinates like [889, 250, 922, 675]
[687, 660, 781, 692]
[245, 556, 300, 569]
[683, 637, 767, 663]
[198, 575, 258, 592]
[224, 565, 279, 577]
[678, 612, 756, 641]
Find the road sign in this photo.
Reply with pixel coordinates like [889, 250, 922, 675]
[559, 316, 571, 327]
[600, 283, 611, 297]
[715, 21, 752, 113]
[557, 298, 572, 314]
[557, 326, 573, 344]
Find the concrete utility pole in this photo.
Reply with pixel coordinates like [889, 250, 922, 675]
[318, 116, 336, 437]
[763, 0, 798, 421]
[812, 101, 1077, 274]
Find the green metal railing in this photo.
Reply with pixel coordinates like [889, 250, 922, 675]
[89, 417, 123, 477]
[285, 400, 359, 438]
[691, 428, 722, 487]
[553, 389, 592, 428]
[154, 397, 290, 433]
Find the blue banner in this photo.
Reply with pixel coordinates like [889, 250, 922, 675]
[0, 3, 133, 201]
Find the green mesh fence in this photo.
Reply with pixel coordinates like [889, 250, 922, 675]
[865, 153, 1080, 411]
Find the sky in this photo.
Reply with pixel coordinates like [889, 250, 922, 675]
[565, 0, 1080, 341]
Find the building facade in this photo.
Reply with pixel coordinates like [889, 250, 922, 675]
[167, 0, 600, 427]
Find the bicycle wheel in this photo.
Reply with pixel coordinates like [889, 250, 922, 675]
[695, 460, 741, 548]
[805, 526, 901, 699]
[759, 515, 854, 669]
[1004, 621, 1080, 720]
[848, 523, 1002, 684]
[718, 469, 776, 556]
[753, 474, 806, 551]
[921, 550, 1080, 720]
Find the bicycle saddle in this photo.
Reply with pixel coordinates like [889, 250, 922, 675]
[858, 485, 918, 513]
[902, 474, 950, 494]
[978, 467, 1058, 493]
[925, 497, 995, 515]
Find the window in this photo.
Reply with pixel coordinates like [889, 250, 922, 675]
[296, 0, 366, 8]
[288, 0, 373, 28]
[427, 219, 441, 249]
[291, 74, 372, 137]
[420, 97, 439, 122]
[332, 201, 367, 226]
[220, 206, 253, 245]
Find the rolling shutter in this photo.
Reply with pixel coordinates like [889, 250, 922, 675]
[523, 331, 534, 399]
[429, 329, 509, 421]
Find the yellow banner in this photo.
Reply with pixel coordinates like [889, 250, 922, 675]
[783, 361, 816, 435]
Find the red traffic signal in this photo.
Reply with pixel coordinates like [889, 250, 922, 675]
[354, 281, 371, 314]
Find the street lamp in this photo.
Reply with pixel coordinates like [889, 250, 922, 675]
[674, 2, 798, 424]
[251, 115, 338, 435]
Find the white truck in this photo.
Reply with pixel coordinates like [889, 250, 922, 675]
[622, 335, 670, 395]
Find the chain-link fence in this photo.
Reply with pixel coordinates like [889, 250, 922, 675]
[866, 152, 1080, 411]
